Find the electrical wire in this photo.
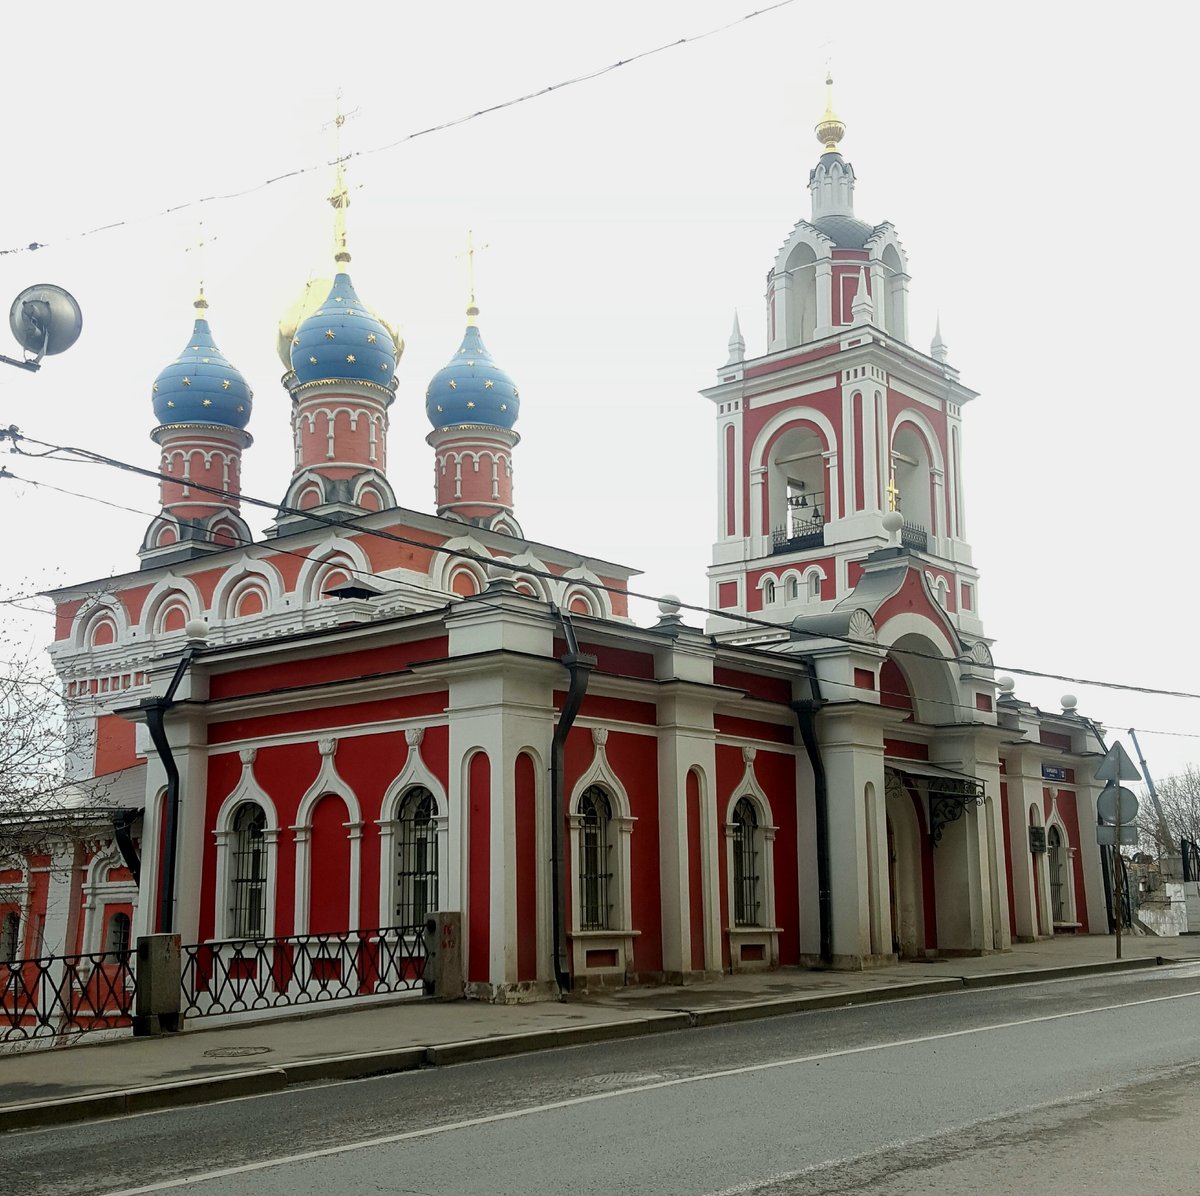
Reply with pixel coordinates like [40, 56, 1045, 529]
[0, 1, 799, 259]
[5, 424, 1200, 711]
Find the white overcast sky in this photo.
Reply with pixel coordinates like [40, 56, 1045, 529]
[1, 1, 1197, 780]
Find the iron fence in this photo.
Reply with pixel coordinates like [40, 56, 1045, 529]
[1, 949, 136, 1044]
[180, 926, 426, 1020]
[1183, 837, 1200, 882]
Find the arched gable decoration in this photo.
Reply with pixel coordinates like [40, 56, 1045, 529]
[212, 749, 281, 940]
[74, 596, 129, 650]
[293, 738, 363, 935]
[377, 727, 450, 929]
[211, 560, 286, 623]
[141, 575, 205, 638]
[295, 536, 373, 606]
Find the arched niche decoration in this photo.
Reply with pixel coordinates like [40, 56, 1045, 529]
[292, 738, 362, 935]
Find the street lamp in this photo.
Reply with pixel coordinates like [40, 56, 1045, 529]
[2, 284, 83, 372]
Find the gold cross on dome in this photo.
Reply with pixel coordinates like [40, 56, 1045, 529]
[886, 475, 900, 512]
[458, 229, 489, 309]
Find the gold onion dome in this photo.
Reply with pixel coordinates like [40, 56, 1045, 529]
[814, 73, 846, 152]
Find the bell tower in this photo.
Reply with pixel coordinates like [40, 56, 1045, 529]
[704, 81, 985, 642]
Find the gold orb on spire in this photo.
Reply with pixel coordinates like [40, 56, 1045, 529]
[814, 73, 846, 152]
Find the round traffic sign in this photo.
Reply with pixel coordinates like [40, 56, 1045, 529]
[1097, 784, 1140, 825]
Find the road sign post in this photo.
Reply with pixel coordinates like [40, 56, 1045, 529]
[1095, 743, 1142, 960]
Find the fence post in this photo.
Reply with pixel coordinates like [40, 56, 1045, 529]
[422, 912, 463, 1000]
[133, 934, 182, 1036]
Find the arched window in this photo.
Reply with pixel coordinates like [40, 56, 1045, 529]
[1, 911, 19, 963]
[732, 798, 761, 927]
[786, 577, 799, 601]
[229, 802, 267, 940]
[763, 579, 776, 605]
[395, 787, 438, 928]
[578, 786, 613, 931]
[808, 571, 822, 600]
[1047, 826, 1065, 924]
[104, 911, 131, 962]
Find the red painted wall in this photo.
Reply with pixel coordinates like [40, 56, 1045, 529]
[686, 769, 705, 972]
[467, 752, 491, 982]
[94, 714, 142, 776]
[308, 794, 351, 935]
[515, 753, 537, 982]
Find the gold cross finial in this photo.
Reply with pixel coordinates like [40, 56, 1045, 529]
[459, 229, 489, 318]
[325, 91, 360, 266]
[886, 475, 900, 513]
[185, 220, 212, 311]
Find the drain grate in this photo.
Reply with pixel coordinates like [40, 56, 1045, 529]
[203, 1046, 273, 1058]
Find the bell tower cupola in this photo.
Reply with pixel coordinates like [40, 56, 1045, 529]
[703, 81, 985, 645]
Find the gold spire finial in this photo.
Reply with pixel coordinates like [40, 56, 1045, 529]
[814, 72, 846, 153]
[325, 91, 358, 267]
[459, 229, 489, 320]
[187, 221, 210, 311]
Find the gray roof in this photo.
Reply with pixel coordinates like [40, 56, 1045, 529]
[812, 215, 878, 250]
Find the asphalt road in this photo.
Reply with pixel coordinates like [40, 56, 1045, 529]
[10, 963, 1200, 1196]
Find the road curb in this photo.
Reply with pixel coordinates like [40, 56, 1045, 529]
[960, 956, 1162, 988]
[0, 954, 1174, 1132]
[1, 1067, 288, 1132]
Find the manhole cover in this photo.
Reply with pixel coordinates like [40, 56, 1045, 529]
[203, 1046, 272, 1058]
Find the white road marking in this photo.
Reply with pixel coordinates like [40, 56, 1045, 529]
[101, 985, 1200, 1195]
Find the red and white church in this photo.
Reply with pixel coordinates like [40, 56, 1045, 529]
[2, 89, 1115, 1003]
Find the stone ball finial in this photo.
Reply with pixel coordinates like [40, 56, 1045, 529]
[658, 594, 682, 616]
[882, 510, 903, 539]
[1061, 694, 1078, 711]
[185, 618, 210, 644]
[997, 675, 1015, 694]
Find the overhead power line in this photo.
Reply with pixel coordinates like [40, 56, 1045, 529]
[5, 425, 1200, 711]
[0, 1, 800, 259]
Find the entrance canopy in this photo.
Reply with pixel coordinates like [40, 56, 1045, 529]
[884, 759, 985, 846]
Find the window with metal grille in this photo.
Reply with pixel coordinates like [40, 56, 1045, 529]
[1, 911, 19, 963]
[1047, 825, 1065, 923]
[229, 802, 267, 939]
[732, 797, 761, 927]
[396, 786, 438, 928]
[578, 786, 613, 931]
[104, 911, 131, 962]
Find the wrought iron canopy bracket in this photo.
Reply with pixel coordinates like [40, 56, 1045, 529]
[928, 778, 985, 846]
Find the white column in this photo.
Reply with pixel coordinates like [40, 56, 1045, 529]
[814, 261, 833, 338]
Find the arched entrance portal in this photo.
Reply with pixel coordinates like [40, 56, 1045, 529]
[884, 770, 930, 957]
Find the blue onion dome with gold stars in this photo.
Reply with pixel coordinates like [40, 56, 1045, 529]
[426, 305, 520, 430]
[152, 293, 252, 429]
[289, 272, 399, 390]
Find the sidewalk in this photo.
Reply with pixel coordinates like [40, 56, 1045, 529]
[4, 935, 1198, 1132]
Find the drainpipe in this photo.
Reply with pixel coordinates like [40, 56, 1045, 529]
[144, 636, 204, 934]
[111, 808, 141, 886]
[549, 612, 596, 995]
[792, 670, 832, 966]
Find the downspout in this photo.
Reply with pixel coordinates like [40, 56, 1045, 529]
[550, 612, 596, 995]
[792, 669, 833, 966]
[144, 643, 200, 935]
[111, 808, 141, 886]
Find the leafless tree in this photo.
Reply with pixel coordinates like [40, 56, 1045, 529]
[1137, 764, 1200, 855]
[0, 638, 99, 858]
